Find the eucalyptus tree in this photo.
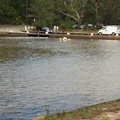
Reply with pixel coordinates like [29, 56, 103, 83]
[1, 0, 119, 26]
[54, 0, 89, 28]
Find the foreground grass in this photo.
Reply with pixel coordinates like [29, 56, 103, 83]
[34, 99, 120, 120]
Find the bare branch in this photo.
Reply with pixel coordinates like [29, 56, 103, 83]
[60, 10, 78, 21]
[70, 0, 80, 19]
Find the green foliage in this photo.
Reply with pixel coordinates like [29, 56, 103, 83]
[0, 0, 25, 24]
[10, 0, 26, 23]
[60, 18, 74, 30]
[101, 115, 111, 120]
[0, 0, 120, 26]
[31, 0, 55, 27]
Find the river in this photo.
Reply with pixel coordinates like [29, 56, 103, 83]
[0, 37, 120, 120]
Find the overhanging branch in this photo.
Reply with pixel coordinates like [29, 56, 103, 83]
[60, 10, 78, 21]
[70, 0, 80, 20]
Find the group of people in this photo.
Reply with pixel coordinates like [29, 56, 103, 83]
[53, 25, 59, 32]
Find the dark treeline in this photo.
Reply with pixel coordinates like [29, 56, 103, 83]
[0, 0, 120, 28]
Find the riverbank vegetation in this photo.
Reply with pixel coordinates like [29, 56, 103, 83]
[0, 0, 120, 29]
[35, 99, 120, 120]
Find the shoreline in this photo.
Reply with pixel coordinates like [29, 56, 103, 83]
[0, 31, 120, 40]
[34, 99, 120, 120]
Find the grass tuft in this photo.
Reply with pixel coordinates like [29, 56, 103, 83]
[34, 99, 120, 120]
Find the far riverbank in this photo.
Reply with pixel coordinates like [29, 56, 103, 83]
[1, 31, 120, 40]
[0, 25, 120, 40]
[35, 99, 120, 120]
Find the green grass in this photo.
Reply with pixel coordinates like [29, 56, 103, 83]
[34, 99, 120, 120]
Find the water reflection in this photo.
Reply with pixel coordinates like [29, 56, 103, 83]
[0, 38, 120, 120]
[0, 38, 69, 62]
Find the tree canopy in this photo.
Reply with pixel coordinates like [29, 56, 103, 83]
[0, 0, 120, 28]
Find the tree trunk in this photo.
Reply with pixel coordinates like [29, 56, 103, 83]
[77, 19, 82, 28]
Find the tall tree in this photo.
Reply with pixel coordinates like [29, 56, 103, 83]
[0, 0, 120, 26]
[31, 0, 55, 27]
[55, 0, 88, 28]
[0, 0, 18, 24]
[91, 0, 101, 24]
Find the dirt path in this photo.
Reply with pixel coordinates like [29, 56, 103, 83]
[0, 25, 25, 32]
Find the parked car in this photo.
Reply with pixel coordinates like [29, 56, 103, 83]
[98, 25, 120, 35]
[72, 24, 85, 29]
[36, 26, 50, 33]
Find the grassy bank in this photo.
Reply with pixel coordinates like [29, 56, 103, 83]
[34, 99, 120, 120]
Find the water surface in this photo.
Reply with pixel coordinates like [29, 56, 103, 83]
[0, 37, 120, 120]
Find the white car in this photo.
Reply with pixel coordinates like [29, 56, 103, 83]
[98, 25, 120, 35]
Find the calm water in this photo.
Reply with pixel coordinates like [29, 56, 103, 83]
[0, 37, 120, 120]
